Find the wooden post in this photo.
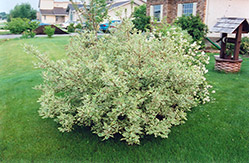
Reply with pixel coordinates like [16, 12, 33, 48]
[220, 33, 227, 58]
[233, 24, 243, 60]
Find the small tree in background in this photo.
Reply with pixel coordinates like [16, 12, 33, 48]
[70, 0, 109, 34]
[132, 4, 151, 31]
[0, 12, 7, 20]
[174, 15, 208, 48]
[44, 26, 55, 38]
[7, 3, 36, 22]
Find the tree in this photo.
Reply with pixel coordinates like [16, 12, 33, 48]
[0, 12, 7, 20]
[6, 18, 39, 34]
[132, 4, 151, 32]
[70, 0, 109, 33]
[7, 3, 36, 22]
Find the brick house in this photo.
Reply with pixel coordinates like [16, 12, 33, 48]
[147, 0, 249, 36]
[147, 0, 206, 23]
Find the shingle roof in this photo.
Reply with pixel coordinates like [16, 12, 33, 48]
[40, 7, 68, 16]
[109, 1, 130, 10]
[67, 4, 84, 11]
[211, 17, 249, 34]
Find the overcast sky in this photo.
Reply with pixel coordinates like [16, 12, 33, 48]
[0, 0, 39, 13]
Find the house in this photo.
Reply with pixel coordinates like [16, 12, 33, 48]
[146, 0, 249, 36]
[66, 0, 145, 23]
[38, 0, 70, 24]
[108, 0, 145, 20]
[66, 4, 84, 23]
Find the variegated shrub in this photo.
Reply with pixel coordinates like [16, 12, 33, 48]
[25, 20, 211, 145]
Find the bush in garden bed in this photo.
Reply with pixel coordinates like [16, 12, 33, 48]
[25, 20, 211, 145]
[174, 15, 208, 49]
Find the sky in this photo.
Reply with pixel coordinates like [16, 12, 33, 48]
[0, 0, 39, 13]
[0, 0, 71, 13]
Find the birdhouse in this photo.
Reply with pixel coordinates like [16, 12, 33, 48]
[211, 17, 249, 72]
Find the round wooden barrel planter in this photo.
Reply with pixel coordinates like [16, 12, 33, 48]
[214, 55, 243, 73]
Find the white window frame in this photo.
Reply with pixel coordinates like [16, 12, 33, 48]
[150, 4, 164, 22]
[177, 2, 197, 17]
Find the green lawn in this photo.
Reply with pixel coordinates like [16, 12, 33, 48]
[0, 31, 11, 35]
[0, 37, 249, 162]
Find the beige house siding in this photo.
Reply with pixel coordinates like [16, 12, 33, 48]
[54, 2, 70, 8]
[108, 0, 145, 21]
[206, 0, 249, 37]
[108, 3, 139, 20]
[39, 0, 54, 9]
[41, 15, 55, 24]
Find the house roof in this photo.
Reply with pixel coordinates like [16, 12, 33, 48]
[40, 7, 68, 16]
[109, 1, 130, 10]
[109, 0, 145, 10]
[67, 4, 84, 11]
[211, 17, 249, 34]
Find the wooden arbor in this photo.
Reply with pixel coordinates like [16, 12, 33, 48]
[211, 17, 249, 72]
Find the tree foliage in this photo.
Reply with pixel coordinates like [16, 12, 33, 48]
[70, 0, 109, 33]
[174, 15, 208, 48]
[132, 4, 150, 31]
[25, 20, 211, 145]
[6, 18, 39, 34]
[0, 12, 7, 20]
[7, 3, 36, 22]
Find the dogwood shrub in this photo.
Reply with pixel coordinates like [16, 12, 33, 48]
[25, 20, 211, 145]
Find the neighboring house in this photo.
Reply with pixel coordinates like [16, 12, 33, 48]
[66, 4, 84, 23]
[108, 0, 145, 20]
[147, 0, 249, 36]
[38, 0, 70, 24]
[66, 0, 145, 23]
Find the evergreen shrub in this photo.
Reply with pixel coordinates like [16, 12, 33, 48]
[174, 15, 208, 48]
[44, 26, 55, 38]
[25, 20, 211, 145]
[67, 23, 75, 33]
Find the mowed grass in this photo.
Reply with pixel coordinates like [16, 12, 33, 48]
[0, 31, 11, 35]
[0, 37, 249, 162]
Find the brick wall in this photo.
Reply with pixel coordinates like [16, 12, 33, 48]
[147, 0, 207, 23]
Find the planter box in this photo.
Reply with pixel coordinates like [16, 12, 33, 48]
[214, 55, 243, 73]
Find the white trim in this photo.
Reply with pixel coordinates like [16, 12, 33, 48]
[177, 3, 183, 17]
[150, 5, 153, 17]
[160, 4, 164, 22]
[193, 2, 197, 16]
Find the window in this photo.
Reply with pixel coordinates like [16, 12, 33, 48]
[70, 11, 73, 21]
[150, 5, 163, 22]
[177, 3, 197, 17]
[153, 5, 161, 21]
[56, 16, 59, 22]
[44, 15, 46, 20]
[183, 3, 193, 16]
